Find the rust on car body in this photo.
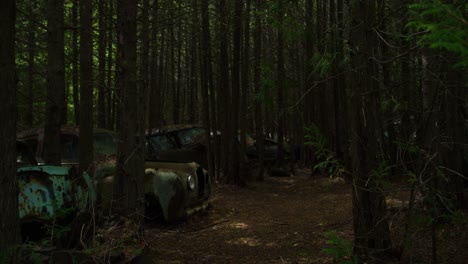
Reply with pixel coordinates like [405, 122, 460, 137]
[16, 141, 95, 222]
[18, 127, 211, 222]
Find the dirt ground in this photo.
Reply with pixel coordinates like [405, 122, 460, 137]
[45, 169, 466, 263]
[145, 169, 353, 264]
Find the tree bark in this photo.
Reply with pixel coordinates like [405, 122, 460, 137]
[253, 0, 264, 181]
[140, 0, 150, 128]
[188, 0, 198, 124]
[229, 0, 243, 186]
[114, 0, 144, 218]
[0, 0, 20, 253]
[106, 0, 114, 129]
[26, 0, 37, 128]
[218, 0, 230, 180]
[240, 0, 251, 162]
[349, 1, 391, 260]
[276, 0, 285, 169]
[44, 0, 66, 165]
[97, 0, 107, 128]
[200, 0, 215, 180]
[149, 0, 162, 128]
[72, 0, 80, 125]
[79, 0, 94, 176]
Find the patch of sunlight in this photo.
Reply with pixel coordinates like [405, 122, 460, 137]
[212, 221, 249, 230]
[226, 237, 262, 247]
[229, 221, 249, 229]
[265, 241, 277, 247]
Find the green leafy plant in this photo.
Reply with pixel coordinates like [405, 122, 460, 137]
[322, 231, 357, 264]
[304, 124, 346, 177]
[408, 1, 468, 67]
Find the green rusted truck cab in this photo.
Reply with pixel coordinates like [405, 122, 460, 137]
[17, 166, 95, 221]
[16, 141, 95, 223]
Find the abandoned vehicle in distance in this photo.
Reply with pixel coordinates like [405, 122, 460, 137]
[18, 127, 211, 222]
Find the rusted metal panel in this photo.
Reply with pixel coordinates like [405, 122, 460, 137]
[17, 166, 95, 221]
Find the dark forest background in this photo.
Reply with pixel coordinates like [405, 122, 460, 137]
[1, 0, 467, 262]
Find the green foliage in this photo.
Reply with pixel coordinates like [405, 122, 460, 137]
[408, 1, 468, 67]
[304, 124, 346, 177]
[256, 65, 275, 109]
[309, 52, 336, 79]
[39, 206, 77, 244]
[0, 243, 48, 264]
[322, 231, 357, 264]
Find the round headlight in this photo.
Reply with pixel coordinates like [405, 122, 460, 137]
[187, 175, 196, 190]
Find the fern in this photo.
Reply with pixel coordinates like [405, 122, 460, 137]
[322, 231, 358, 264]
[408, 1, 468, 67]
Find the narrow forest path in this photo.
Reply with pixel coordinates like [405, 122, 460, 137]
[146, 170, 353, 263]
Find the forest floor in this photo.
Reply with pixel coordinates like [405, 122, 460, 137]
[82, 168, 468, 264]
[144, 169, 353, 264]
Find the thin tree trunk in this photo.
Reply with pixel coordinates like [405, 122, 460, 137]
[26, 1, 36, 128]
[253, 0, 264, 181]
[44, 0, 66, 165]
[188, 0, 198, 124]
[229, 0, 243, 185]
[240, 0, 251, 162]
[149, 0, 162, 128]
[276, 0, 285, 169]
[218, 0, 230, 180]
[114, 0, 144, 218]
[98, 0, 107, 128]
[79, 0, 94, 177]
[200, 0, 215, 179]
[72, 0, 80, 125]
[169, 1, 178, 124]
[140, 0, 150, 128]
[175, 4, 182, 124]
[106, 0, 114, 129]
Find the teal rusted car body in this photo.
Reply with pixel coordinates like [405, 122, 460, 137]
[16, 141, 95, 222]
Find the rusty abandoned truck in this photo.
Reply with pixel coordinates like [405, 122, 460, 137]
[16, 140, 95, 239]
[18, 127, 211, 222]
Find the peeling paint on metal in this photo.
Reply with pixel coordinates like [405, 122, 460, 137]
[18, 166, 95, 220]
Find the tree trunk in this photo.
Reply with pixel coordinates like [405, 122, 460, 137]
[218, 0, 230, 180]
[44, 0, 66, 165]
[169, 1, 178, 124]
[149, 0, 162, 129]
[0, 0, 20, 253]
[106, 0, 114, 129]
[140, 0, 150, 128]
[276, 0, 285, 169]
[229, 0, 243, 186]
[72, 0, 80, 125]
[240, 0, 251, 162]
[349, 1, 391, 260]
[79, 0, 94, 176]
[97, 0, 107, 128]
[200, 0, 215, 179]
[188, 0, 198, 124]
[26, 1, 36, 128]
[114, 0, 144, 218]
[253, 0, 264, 181]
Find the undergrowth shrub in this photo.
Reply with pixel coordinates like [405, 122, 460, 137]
[322, 231, 357, 264]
